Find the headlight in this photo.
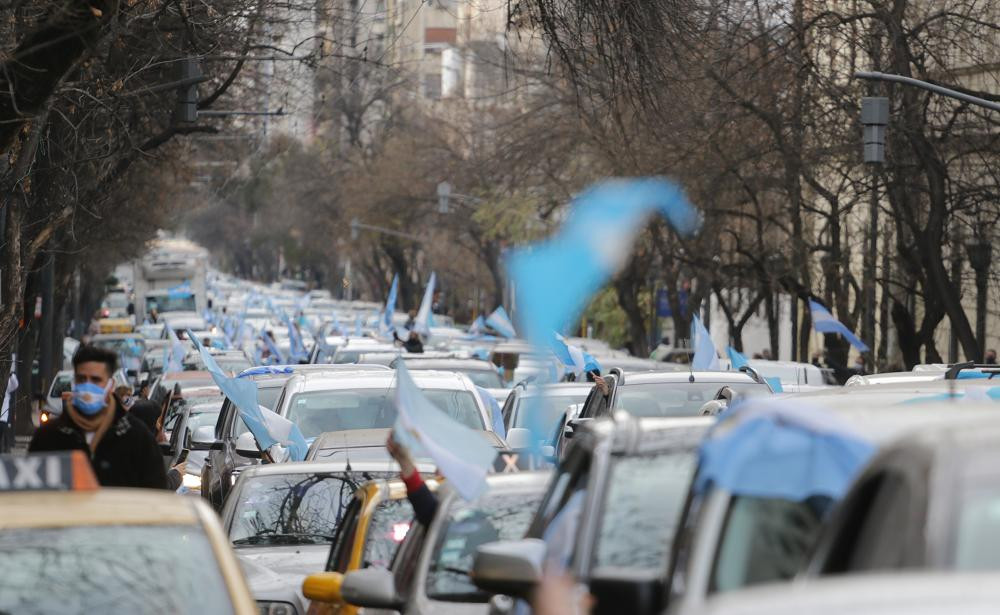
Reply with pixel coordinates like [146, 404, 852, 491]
[182, 472, 202, 490]
[258, 601, 296, 615]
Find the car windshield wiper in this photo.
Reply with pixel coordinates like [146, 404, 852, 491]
[232, 532, 335, 546]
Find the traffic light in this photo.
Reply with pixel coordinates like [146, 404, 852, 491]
[175, 58, 202, 123]
[861, 97, 888, 164]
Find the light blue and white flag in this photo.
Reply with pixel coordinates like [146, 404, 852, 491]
[189, 333, 307, 461]
[260, 331, 284, 364]
[393, 362, 496, 500]
[809, 299, 869, 353]
[164, 323, 187, 373]
[485, 306, 516, 339]
[354, 314, 364, 338]
[506, 178, 700, 343]
[413, 272, 436, 336]
[383, 274, 399, 332]
[727, 346, 749, 370]
[691, 315, 720, 371]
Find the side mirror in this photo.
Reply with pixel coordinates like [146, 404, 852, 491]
[302, 571, 344, 603]
[158, 442, 173, 455]
[340, 568, 401, 609]
[564, 417, 592, 440]
[472, 538, 547, 598]
[235, 431, 262, 459]
[588, 567, 664, 615]
[540, 445, 555, 461]
[505, 427, 532, 450]
[190, 425, 222, 451]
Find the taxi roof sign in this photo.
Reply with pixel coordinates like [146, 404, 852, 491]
[0, 451, 98, 492]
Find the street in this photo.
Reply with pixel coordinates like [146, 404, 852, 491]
[2, 1, 1000, 614]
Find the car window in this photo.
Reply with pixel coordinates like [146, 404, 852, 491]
[710, 496, 827, 592]
[592, 452, 696, 571]
[501, 391, 517, 431]
[229, 474, 359, 546]
[0, 525, 234, 614]
[364, 498, 417, 569]
[49, 374, 72, 397]
[954, 487, 1000, 570]
[614, 382, 770, 417]
[426, 490, 544, 600]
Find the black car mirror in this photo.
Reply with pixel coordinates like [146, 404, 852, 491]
[588, 567, 664, 615]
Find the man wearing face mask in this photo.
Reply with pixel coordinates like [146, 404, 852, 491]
[29, 345, 167, 489]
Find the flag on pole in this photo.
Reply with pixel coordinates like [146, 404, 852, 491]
[468, 315, 486, 335]
[383, 275, 399, 332]
[413, 272, 436, 336]
[691, 315, 720, 371]
[485, 306, 516, 339]
[727, 346, 749, 370]
[164, 323, 187, 373]
[392, 362, 496, 500]
[809, 300, 869, 353]
[189, 333, 307, 461]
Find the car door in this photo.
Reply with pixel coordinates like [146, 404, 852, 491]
[202, 398, 235, 509]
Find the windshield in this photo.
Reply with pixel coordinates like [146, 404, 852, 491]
[214, 358, 252, 374]
[287, 388, 484, 439]
[426, 490, 543, 601]
[147, 294, 196, 313]
[106, 292, 129, 308]
[614, 382, 770, 417]
[229, 474, 359, 546]
[0, 525, 234, 614]
[333, 349, 364, 364]
[515, 393, 589, 431]
[592, 452, 696, 570]
[456, 369, 503, 389]
[365, 498, 417, 569]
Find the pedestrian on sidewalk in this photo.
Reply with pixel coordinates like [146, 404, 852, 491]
[29, 345, 167, 489]
[0, 358, 17, 453]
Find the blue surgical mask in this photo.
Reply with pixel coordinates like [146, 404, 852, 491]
[72, 381, 111, 416]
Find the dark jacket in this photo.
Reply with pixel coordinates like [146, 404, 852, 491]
[29, 399, 168, 489]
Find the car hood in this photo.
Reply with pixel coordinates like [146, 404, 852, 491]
[237, 545, 328, 610]
[237, 544, 329, 581]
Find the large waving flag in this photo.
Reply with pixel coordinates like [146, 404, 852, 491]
[691, 315, 721, 370]
[485, 306, 516, 339]
[189, 333, 307, 461]
[413, 272, 436, 336]
[392, 362, 496, 500]
[809, 299, 869, 353]
[506, 178, 699, 343]
[383, 275, 399, 332]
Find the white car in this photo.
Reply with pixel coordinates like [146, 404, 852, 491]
[273, 369, 496, 442]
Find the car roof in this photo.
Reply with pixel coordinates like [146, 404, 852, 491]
[1, 489, 202, 529]
[285, 369, 477, 393]
[692, 571, 1000, 615]
[617, 370, 762, 385]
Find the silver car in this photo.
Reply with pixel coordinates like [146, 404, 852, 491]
[221, 460, 400, 615]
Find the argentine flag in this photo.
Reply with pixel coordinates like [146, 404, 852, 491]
[809, 299, 869, 353]
[413, 272, 436, 336]
[485, 306, 516, 339]
[691, 315, 721, 371]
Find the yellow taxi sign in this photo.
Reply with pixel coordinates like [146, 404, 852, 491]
[0, 451, 98, 492]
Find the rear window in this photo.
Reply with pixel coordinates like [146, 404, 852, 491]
[614, 382, 770, 417]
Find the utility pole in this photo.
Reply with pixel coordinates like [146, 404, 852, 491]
[38, 256, 54, 395]
[860, 96, 888, 370]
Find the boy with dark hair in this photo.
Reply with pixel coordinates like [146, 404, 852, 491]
[29, 345, 167, 489]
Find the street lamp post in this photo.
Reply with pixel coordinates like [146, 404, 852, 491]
[966, 239, 992, 362]
[860, 97, 888, 369]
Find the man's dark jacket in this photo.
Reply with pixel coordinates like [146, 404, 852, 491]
[29, 399, 168, 489]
